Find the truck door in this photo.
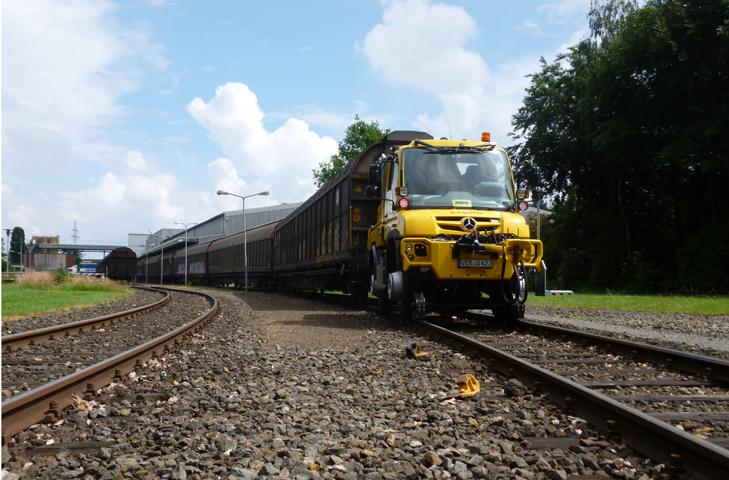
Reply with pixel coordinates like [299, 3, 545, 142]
[384, 159, 398, 225]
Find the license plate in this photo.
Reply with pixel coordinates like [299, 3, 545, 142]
[457, 259, 493, 268]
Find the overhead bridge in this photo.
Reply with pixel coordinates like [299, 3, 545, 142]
[35, 244, 124, 252]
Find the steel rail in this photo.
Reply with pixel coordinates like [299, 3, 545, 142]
[515, 318, 729, 384]
[2, 286, 170, 351]
[420, 320, 729, 480]
[1, 287, 221, 442]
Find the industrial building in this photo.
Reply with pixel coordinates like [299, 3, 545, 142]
[127, 234, 149, 257]
[137, 203, 302, 256]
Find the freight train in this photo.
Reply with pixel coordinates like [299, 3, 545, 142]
[97, 247, 137, 281]
[137, 131, 543, 322]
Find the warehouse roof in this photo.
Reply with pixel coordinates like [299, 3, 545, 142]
[141, 202, 302, 256]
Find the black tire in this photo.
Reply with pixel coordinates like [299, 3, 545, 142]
[397, 272, 413, 324]
[492, 303, 524, 324]
[378, 293, 392, 313]
[351, 283, 368, 305]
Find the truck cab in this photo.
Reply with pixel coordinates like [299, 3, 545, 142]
[366, 134, 543, 322]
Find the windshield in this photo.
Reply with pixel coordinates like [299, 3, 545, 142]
[403, 147, 515, 209]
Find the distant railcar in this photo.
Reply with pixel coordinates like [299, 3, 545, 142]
[97, 247, 137, 281]
[180, 240, 215, 284]
[136, 222, 276, 287]
[207, 221, 277, 287]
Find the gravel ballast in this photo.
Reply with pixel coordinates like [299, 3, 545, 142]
[1, 291, 209, 400]
[525, 305, 729, 359]
[3, 290, 667, 479]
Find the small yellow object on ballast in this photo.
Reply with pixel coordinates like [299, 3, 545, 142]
[406, 341, 430, 360]
[456, 374, 480, 398]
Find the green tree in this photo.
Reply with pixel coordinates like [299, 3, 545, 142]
[511, 0, 729, 292]
[9, 226, 25, 265]
[312, 115, 389, 188]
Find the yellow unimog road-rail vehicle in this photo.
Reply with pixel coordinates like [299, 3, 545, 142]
[138, 130, 542, 323]
[366, 132, 543, 322]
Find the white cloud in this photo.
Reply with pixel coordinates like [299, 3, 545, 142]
[2, 149, 204, 243]
[558, 26, 589, 53]
[362, 0, 537, 143]
[1, 0, 188, 243]
[55, 151, 185, 238]
[3, 0, 166, 157]
[285, 105, 354, 133]
[518, 20, 547, 37]
[269, 101, 396, 138]
[188, 83, 338, 202]
[208, 158, 249, 210]
[538, 0, 590, 20]
[362, 0, 489, 96]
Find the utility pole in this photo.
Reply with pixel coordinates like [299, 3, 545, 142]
[175, 221, 196, 286]
[160, 239, 164, 285]
[145, 230, 151, 284]
[72, 221, 80, 244]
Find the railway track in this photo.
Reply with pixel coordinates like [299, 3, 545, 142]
[1, 286, 221, 442]
[2, 285, 170, 350]
[420, 314, 729, 480]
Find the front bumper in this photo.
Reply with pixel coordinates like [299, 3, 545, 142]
[401, 237, 543, 281]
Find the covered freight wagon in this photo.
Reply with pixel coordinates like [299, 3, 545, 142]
[97, 247, 137, 281]
[208, 221, 277, 287]
[272, 131, 433, 298]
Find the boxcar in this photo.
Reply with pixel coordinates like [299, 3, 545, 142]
[162, 249, 175, 279]
[184, 240, 216, 284]
[97, 247, 137, 281]
[208, 222, 277, 287]
[272, 131, 432, 298]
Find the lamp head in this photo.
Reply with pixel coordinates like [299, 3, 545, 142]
[260, 191, 270, 196]
[216, 190, 227, 196]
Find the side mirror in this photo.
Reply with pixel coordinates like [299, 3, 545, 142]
[366, 163, 382, 198]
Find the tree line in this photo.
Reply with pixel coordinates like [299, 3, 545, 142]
[511, 0, 729, 293]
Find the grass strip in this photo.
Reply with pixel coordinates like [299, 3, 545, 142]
[528, 293, 729, 316]
[2, 284, 132, 319]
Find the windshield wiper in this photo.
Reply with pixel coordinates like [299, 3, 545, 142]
[413, 140, 440, 153]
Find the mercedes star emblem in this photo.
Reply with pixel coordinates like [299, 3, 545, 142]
[462, 217, 477, 230]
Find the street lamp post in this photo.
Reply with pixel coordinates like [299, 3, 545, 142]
[216, 189, 269, 291]
[146, 240, 154, 284]
[3, 229, 10, 276]
[160, 239, 164, 285]
[175, 222, 196, 286]
[145, 231, 150, 284]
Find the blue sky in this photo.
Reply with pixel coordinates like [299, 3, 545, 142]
[2, 0, 589, 244]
